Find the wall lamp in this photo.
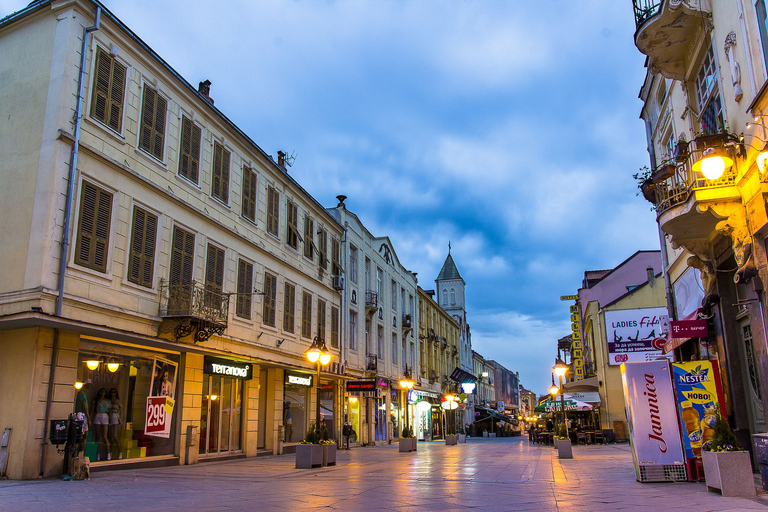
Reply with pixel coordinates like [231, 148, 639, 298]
[693, 147, 734, 181]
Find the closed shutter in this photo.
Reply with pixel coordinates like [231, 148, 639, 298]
[263, 273, 277, 326]
[205, 244, 225, 294]
[90, 48, 125, 132]
[212, 143, 230, 203]
[242, 168, 257, 221]
[331, 306, 339, 348]
[317, 299, 326, 340]
[303, 216, 314, 259]
[75, 182, 112, 273]
[179, 116, 201, 183]
[139, 86, 166, 160]
[286, 201, 300, 248]
[267, 186, 279, 235]
[236, 259, 253, 319]
[283, 283, 295, 333]
[302, 291, 312, 338]
[128, 206, 157, 287]
[170, 226, 194, 285]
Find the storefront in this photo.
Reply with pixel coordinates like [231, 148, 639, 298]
[199, 356, 251, 457]
[284, 371, 312, 443]
[345, 379, 376, 445]
[413, 390, 439, 441]
[390, 388, 400, 438]
[319, 380, 336, 437]
[76, 338, 180, 463]
[374, 378, 390, 442]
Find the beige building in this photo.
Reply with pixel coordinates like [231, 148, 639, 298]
[0, 0, 345, 479]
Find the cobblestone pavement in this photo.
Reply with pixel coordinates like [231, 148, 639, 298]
[2, 437, 768, 511]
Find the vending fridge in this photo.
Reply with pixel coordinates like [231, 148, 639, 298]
[621, 361, 687, 482]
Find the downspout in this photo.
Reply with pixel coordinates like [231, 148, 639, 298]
[41, 5, 101, 478]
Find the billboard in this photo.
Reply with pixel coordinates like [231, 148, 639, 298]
[621, 361, 685, 476]
[671, 360, 725, 459]
[606, 307, 672, 365]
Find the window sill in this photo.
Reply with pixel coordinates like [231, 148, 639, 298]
[84, 116, 126, 145]
[121, 278, 158, 297]
[134, 146, 168, 169]
[209, 195, 231, 210]
[174, 173, 202, 192]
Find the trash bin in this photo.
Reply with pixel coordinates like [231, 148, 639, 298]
[752, 433, 768, 491]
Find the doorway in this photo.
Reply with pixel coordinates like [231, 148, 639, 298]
[200, 374, 242, 456]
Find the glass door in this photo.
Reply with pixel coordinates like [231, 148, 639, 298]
[200, 375, 242, 455]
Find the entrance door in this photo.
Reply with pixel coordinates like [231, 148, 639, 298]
[200, 374, 242, 455]
[739, 320, 767, 433]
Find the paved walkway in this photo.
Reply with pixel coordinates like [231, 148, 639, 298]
[2, 437, 768, 511]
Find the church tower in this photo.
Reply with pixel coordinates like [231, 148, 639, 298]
[435, 244, 471, 372]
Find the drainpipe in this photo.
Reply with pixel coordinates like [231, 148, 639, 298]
[41, 5, 101, 478]
[656, 225, 675, 321]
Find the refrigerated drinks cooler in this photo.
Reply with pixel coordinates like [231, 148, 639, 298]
[621, 361, 687, 482]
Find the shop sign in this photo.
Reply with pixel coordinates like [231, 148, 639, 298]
[377, 378, 388, 388]
[346, 380, 376, 392]
[570, 303, 584, 380]
[204, 356, 253, 380]
[670, 319, 707, 338]
[606, 307, 672, 365]
[145, 396, 174, 438]
[285, 372, 313, 387]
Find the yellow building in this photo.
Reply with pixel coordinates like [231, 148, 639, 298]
[0, 0, 345, 479]
[416, 287, 460, 440]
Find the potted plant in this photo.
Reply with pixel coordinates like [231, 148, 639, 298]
[399, 426, 417, 452]
[652, 160, 676, 183]
[295, 425, 323, 469]
[634, 166, 656, 203]
[555, 424, 572, 459]
[445, 425, 457, 445]
[482, 429, 488, 438]
[701, 416, 755, 497]
[457, 425, 467, 444]
[320, 426, 336, 467]
[674, 139, 690, 163]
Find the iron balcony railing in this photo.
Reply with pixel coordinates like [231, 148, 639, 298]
[402, 314, 412, 330]
[365, 291, 378, 310]
[159, 279, 229, 326]
[632, 0, 661, 29]
[366, 353, 378, 371]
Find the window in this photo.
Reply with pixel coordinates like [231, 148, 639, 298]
[170, 226, 195, 286]
[331, 306, 339, 348]
[349, 311, 357, 351]
[236, 259, 253, 319]
[211, 142, 230, 203]
[757, 1, 768, 75]
[317, 299, 326, 340]
[263, 272, 277, 327]
[178, 116, 201, 184]
[127, 206, 157, 288]
[267, 185, 279, 236]
[331, 238, 341, 276]
[286, 200, 300, 249]
[694, 44, 723, 135]
[301, 291, 312, 338]
[442, 289, 448, 304]
[283, 283, 295, 333]
[205, 244, 225, 295]
[402, 337, 407, 369]
[90, 47, 125, 132]
[365, 319, 371, 353]
[391, 281, 397, 311]
[303, 215, 314, 260]
[139, 85, 167, 160]
[377, 326, 384, 358]
[75, 181, 112, 273]
[376, 268, 382, 299]
[392, 333, 397, 364]
[349, 246, 358, 283]
[450, 288, 456, 304]
[317, 229, 328, 269]
[241, 166, 257, 222]
[364, 258, 371, 291]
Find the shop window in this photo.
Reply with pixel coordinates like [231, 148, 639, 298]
[77, 342, 179, 462]
[284, 379, 308, 442]
[200, 374, 242, 455]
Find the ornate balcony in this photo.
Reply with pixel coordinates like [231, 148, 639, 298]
[402, 313, 412, 334]
[366, 353, 378, 372]
[633, 0, 712, 80]
[365, 291, 378, 316]
[158, 280, 229, 342]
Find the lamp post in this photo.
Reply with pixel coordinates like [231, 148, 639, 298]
[548, 379, 559, 432]
[553, 358, 569, 438]
[399, 367, 414, 435]
[306, 336, 331, 435]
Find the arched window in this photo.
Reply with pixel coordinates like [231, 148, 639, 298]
[450, 288, 456, 304]
[442, 289, 448, 304]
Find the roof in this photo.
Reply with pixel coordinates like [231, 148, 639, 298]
[436, 253, 463, 281]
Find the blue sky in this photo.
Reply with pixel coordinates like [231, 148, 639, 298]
[2, 0, 660, 395]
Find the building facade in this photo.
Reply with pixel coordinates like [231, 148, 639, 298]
[0, 0, 345, 479]
[633, 0, 768, 456]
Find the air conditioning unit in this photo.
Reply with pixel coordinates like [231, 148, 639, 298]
[332, 275, 344, 291]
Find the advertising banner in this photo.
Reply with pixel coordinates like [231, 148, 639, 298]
[145, 396, 174, 438]
[672, 360, 725, 459]
[621, 361, 684, 474]
[606, 307, 672, 365]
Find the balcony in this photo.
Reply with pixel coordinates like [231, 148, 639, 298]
[365, 291, 378, 316]
[633, 0, 711, 80]
[366, 354, 378, 372]
[644, 134, 742, 253]
[158, 280, 229, 342]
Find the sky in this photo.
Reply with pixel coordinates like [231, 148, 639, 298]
[2, 0, 660, 396]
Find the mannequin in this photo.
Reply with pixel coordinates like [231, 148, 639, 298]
[108, 388, 123, 460]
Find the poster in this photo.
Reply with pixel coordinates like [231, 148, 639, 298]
[145, 396, 174, 438]
[606, 307, 672, 365]
[672, 360, 725, 459]
[150, 357, 177, 398]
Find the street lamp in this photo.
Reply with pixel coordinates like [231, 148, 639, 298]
[693, 147, 734, 181]
[306, 336, 331, 435]
[553, 358, 569, 438]
[399, 367, 414, 436]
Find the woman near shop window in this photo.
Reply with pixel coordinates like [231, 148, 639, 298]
[108, 388, 123, 460]
[92, 388, 111, 460]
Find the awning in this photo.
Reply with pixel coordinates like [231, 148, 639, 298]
[563, 376, 598, 391]
[449, 367, 477, 383]
[535, 398, 593, 413]
[474, 406, 518, 424]
[663, 336, 691, 354]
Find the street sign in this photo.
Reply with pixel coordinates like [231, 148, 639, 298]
[560, 295, 578, 301]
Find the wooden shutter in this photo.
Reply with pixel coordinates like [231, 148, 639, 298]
[267, 186, 279, 235]
[170, 226, 194, 285]
[286, 201, 300, 248]
[302, 291, 312, 338]
[128, 206, 157, 287]
[140, 86, 166, 160]
[242, 167, 256, 221]
[75, 182, 112, 272]
[303, 216, 314, 259]
[212, 143, 230, 203]
[283, 283, 295, 333]
[317, 299, 326, 339]
[331, 306, 339, 348]
[179, 116, 201, 183]
[205, 244, 225, 294]
[263, 273, 277, 326]
[90, 48, 125, 132]
[236, 259, 253, 319]
[318, 229, 328, 269]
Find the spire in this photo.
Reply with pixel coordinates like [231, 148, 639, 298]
[436, 251, 462, 281]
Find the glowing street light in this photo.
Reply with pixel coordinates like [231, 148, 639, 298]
[306, 336, 332, 436]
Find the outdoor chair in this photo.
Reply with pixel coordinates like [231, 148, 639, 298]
[594, 431, 604, 444]
[602, 429, 615, 443]
[577, 432, 587, 445]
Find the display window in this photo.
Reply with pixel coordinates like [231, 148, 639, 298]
[76, 340, 179, 462]
[319, 382, 336, 439]
[284, 383, 309, 443]
[347, 397, 361, 443]
[374, 396, 387, 441]
[200, 375, 242, 455]
[390, 389, 400, 438]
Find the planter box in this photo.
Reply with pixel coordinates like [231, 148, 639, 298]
[457, 434, 467, 444]
[322, 444, 337, 467]
[295, 444, 323, 469]
[702, 450, 756, 497]
[556, 439, 573, 459]
[445, 435, 457, 445]
[489, 433, 497, 438]
[483, 432, 489, 437]
[399, 438, 417, 452]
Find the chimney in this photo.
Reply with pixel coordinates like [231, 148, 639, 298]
[647, 266, 656, 286]
[198, 80, 213, 104]
[336, 195, 347, 208]
[278, 151, 286, 169]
